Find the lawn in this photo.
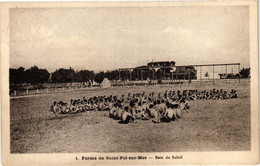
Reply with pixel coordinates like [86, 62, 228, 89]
[10, 82, 250, 153]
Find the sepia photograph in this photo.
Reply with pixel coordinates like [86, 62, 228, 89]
[1, 1, 258, 165]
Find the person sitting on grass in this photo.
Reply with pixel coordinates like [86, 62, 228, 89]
[164, 103, 182, 122]
[119, 106, 136, 124]
[109, 103, 117, 118]
[146, 103, 158, 118]
[113, 103, 124, 120]
[134, 102, 144, 120]
[230, 89, 238, 98]
[50, 101, 58, 114]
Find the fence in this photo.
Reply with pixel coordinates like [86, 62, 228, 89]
[10, 78, 250, 97]
[10, 83, 101, 97]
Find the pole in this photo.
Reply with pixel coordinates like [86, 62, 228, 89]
[119, 70, 121, 81]
[123, 70, 125, 86]
[226, 65, 228, 83]
[148, 68, 150, 80]
[179, 74, 181, 88]
[141, 69, 143, 84]
[130, 69, 132, 86]
[175, 73, 176, 84]
[176, 74, 178, 87]
[171, 72, 173, 83]
[163, 68, 165, 80]
[213, 65, 215, 85]
[137, 69, 139, 81]
[238, 64, 240, 83]
[153, 68, 155, 85]
[200, 66, 202, 85]
[188, 71, 191, 85]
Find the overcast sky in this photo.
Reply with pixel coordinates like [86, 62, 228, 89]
[10, 6, 249, 72]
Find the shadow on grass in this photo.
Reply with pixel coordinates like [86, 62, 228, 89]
[47, 113, 82, 121]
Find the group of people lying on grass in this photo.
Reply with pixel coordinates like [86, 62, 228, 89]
[49, 88, 238, 123]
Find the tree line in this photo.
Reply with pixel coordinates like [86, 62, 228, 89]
[10, 65, 251, 85]
[10, 66, 95, 85]
[9, 65, 196, 85]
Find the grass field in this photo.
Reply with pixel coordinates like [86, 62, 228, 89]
[10, 82, 250, 153]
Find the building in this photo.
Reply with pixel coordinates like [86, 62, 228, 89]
[197, 68, 220, 80]
[147, 61, 175, 68]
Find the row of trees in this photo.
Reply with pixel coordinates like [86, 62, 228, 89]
[10, 66, 251, 85]
[10, 66, 96, 85]
[9, 66, 197, 85]
[239, 68, 250, 78]
[10, 66, 50, 85]
[51, 68, 95, 83]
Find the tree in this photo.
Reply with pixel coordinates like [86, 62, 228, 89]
[104, 70, 119, 80]
[24, 66, 50, 84]
[185, 66, 196, 79]
[75, 70, 95, 82]
[239, 68, 250, 78]
[10, 67, 26, 84]
[51, 67, 76, 83]
[94, 71, 105, 84]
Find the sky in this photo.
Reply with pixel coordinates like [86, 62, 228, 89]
[10, 6, 250, 72]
